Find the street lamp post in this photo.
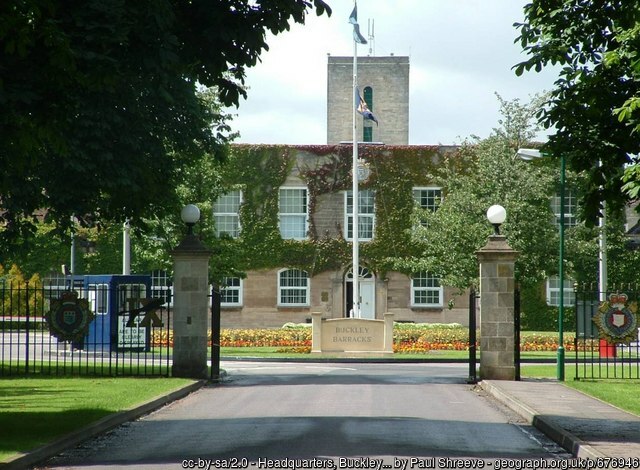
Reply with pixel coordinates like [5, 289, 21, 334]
[517, 148, 565, 381]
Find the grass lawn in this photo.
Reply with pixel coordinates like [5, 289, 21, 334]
[521, 364, 640, 416]
[0, 377, 195, 462]
[219, 347, 559, 361]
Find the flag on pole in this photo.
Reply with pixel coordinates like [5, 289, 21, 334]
[349, 4, 367, 44]
[356, 87, 378, 125]
[348, 4, 358, 24]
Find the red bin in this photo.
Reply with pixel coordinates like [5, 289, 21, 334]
[599, 339, 616, 358]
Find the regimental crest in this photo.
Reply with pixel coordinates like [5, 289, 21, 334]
[46, 291, 95, 342]
[594, 293, 638, 344]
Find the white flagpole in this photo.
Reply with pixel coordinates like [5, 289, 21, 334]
[352, 12, 360, 319]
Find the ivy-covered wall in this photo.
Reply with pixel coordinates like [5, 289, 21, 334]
[213, 144, 459, 278]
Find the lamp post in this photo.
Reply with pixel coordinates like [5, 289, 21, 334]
[517, 148, 565, 381]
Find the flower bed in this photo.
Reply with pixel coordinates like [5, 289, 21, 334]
[151, 324, 576, 353]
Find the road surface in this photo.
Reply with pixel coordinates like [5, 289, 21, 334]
[41, 361, 569, 469]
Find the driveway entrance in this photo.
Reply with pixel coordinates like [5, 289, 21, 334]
[44, 362, 566, 468]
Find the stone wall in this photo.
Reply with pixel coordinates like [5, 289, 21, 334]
[220, 268, 472, 329]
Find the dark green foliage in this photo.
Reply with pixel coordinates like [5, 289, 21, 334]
[0, 0, 331, 251]
[515, 1, 640, 224]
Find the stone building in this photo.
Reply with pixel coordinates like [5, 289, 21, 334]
[327, 55, 409, 145]
[213, 144, 469, 329]
[209, 54, 472, 329]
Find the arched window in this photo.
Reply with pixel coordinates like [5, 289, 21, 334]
[363, 86, 373, 110]
[278, 269, 310, 306]
[363, 86, 374, 142]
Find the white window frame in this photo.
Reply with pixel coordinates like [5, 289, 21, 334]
[220, 276, 243, 307]
[412, 186, 442, 212]
[87, 283, 109, 315]
[278, 187, 308, 240]
[410, 272, 443, 308]
[551, 190, 577, 228]
[546, 276, 575, 307]
[214, 190, 242, 238]
[277, 268, 310, 307]
[43, 272, 69, 299]
[150, 269, 172, 305]
[344, 189, 375, 241]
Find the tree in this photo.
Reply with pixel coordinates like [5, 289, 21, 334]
[0, 0, 331, 249]
[406, 95, 559, 291]
[514, 0, 640, 224]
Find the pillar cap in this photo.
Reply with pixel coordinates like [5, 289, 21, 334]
[476, 235, 519, 260]
[171, 235, 212, 255]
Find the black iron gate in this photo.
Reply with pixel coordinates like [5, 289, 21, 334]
[574, 285, 640, 380]
[0, 282, 173, 377]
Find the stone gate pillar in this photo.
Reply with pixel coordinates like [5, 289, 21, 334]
[476, 234, 519, 380]
[171, 233, 211, 379]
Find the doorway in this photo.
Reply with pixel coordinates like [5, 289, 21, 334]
[345, 266, 375, 319]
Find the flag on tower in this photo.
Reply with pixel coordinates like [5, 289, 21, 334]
[349, 4, 367, 44]
[356, 87, 378, 125]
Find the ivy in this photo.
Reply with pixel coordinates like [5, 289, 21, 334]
[213, 144, 446, 278]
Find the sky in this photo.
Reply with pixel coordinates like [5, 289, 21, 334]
[227, 0, 559, 146]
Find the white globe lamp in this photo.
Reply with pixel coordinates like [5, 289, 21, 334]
[486, 205, 506, 236]
[181, 204, 201, 235]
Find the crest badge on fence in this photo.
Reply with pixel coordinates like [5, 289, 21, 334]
[594, 293, 638, 344]
[46, 291, 95, 342]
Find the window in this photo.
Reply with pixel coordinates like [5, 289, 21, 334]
[214, 190, 242, 238]
[151, 269, 171, 304]
[546, 276, 575, 307]
[345, 189, 375, 240]
[411, 272, 443, 307]
[551, 191, 577, 228]
[87, 284, 109, 315]
[279, 187, 308, 240]
[278, 269, 310, 306]
[413, 187, 442, 212]
[220, 277, 242, 306]
[363, 125, 373, 142]
[363, 86, 374, 143]
[43, 271, 69, 300]
[363, 86, 373, 110]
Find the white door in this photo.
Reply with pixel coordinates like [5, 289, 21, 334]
[359, 279, 375, 319]
[345, 267, 376, 319]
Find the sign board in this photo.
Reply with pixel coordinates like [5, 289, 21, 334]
[311, 313, 394, 355]
[117, 315, 147, 349]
